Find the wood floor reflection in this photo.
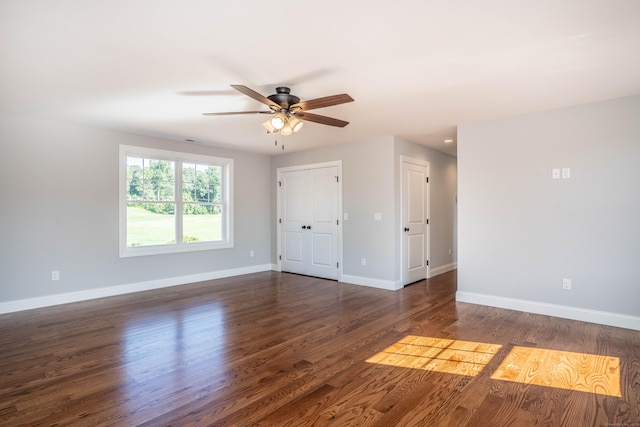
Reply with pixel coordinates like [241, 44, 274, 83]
[0, 271, 639, 426]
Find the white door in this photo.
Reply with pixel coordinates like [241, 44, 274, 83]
[401, 158, 429, 285]
[281, 166, 339, 280]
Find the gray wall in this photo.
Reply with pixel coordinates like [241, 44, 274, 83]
[458, 95, 640, 318]
[394, 138, 458, 278]
[0, 113, 458, 305]
[271, 136, 458, 284]
[271, 137, 397, 282]
[0, 114, 272, 302]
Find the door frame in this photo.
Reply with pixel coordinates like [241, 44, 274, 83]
[399, 155, 430, 285]
[276, 160, 343, 281]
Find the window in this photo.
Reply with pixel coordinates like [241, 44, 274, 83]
[119, 145, 233, 257]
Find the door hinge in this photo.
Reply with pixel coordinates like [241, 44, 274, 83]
[336, 219, 339, 225]
[426, 177, 429, 183]
[426, 218, 429, 225]
[337, 262, 339, 268]
[336, 176, 339, 183]
[278, 181, 282, 187]
[426, 260, 429, 266]
[279, 255, 282, 260]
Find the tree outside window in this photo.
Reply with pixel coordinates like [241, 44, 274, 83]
[120, 145, 233, 257]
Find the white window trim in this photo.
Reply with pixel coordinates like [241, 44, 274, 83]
[119, 145, 234, 257]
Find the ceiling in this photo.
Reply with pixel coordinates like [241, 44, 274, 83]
[2, 1, 639, 157]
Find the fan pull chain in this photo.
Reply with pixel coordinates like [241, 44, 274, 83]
[271, 132, 285, 150]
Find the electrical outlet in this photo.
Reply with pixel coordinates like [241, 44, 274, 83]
[552, 168, 561, 179]
[52, 270, 60, 281]
[249, 250, 254, 257]
[562, 168, 571, 179]
[562, 278, 571, 290]
[361, 258, 366, 266]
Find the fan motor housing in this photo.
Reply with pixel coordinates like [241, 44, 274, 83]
[267, 87, 300, 109]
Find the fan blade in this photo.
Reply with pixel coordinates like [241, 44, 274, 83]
[296, 112, 349, 127]
[231, 85, 281, 110]
[202, 111, 272, 116]
[290, 94, 353, 111]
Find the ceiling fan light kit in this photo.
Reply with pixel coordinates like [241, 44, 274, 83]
[263, 111, 304, 139]
[262, 118, 277, 133]
[203, 85, 354, 140]
[280, 124, 294, 136]
[287, 115, 304, 133]
[270, 112, 287, 130]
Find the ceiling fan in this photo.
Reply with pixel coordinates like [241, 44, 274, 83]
[203, 85, 354, 136]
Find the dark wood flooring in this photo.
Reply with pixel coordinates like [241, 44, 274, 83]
[1, 271, 639, 426]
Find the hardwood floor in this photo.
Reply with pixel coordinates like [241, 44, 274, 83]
[1, 271, 639, 426]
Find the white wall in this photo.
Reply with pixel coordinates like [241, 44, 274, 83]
[0, 114, 272, 310]
[457, 95, 640, 330]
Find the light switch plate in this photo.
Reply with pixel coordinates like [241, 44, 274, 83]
[374, 212, 382, 221]
[552, 168, 561, 179]
[562, 168, 571, 179]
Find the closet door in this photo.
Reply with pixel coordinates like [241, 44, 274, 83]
[281, 166, 338, 280]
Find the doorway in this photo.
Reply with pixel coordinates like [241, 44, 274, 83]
[400, 156, 430, 286]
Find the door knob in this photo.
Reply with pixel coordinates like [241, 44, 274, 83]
[302, 225, 307, 229]
[307, 225, 311, 230]
[404, 227, 410, 232]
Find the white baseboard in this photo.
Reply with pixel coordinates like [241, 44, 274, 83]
[340, 274, 402, 291]
[0, 264, 274, 315]
[340, 265, 458, 291]
[429, 262, 457, 278]
[456, 291, 640, 331]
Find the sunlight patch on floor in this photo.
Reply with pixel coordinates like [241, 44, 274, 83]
[366, 335, 502, 377]
[491, 346, 621, 397]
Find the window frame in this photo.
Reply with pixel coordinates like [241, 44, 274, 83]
[119, 145, 233, 257]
